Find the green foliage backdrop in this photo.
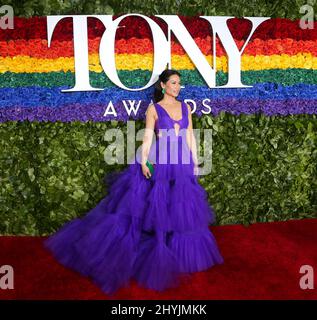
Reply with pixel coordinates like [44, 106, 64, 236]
[4, 0, 317, 19]
[0, 0, 316, 235]
[1, 114, 316, 235]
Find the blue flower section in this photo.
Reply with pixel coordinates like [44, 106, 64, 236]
[0, 83, 317, 109]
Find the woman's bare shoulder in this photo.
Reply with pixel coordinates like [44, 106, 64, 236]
[146, 103, 157, 116]
[147, 103, 155, 111]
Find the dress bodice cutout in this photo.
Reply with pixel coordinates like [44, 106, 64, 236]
[154, 101, 189, 137]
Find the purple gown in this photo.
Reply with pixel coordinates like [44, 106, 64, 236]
[44, 101, 224, 295]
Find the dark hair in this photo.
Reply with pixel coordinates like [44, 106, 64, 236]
[153, 69, 181, 103]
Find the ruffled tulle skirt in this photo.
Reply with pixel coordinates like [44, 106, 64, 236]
[44, 136, 224, 295]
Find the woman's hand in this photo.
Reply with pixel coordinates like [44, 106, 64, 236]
[142, 163, 152, 179]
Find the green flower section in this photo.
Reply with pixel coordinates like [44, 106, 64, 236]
[1, 69, 317, 88]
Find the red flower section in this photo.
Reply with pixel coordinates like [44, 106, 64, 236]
[1, 37, 317, 58]
[0, 16, 316, 42]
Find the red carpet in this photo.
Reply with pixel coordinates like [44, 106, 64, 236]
[0, 218, 316, 300]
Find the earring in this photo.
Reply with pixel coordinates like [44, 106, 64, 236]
[162, 88, 166, 94]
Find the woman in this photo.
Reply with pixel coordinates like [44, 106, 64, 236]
[44, 69, 224, 295]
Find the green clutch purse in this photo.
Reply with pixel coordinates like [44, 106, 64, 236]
[146, 160, 154, 175]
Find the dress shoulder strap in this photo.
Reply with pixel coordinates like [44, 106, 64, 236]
[153, 103, 162, 119]
[182, 101, 188, 118]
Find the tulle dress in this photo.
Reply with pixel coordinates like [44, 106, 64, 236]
[44, 100, 224, 295]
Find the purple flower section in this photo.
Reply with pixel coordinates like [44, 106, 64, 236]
[0, 99, 316, 122]
[0, 103, 136, 122]
[200, 98, 317, 117]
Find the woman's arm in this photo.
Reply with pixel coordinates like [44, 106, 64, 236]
[141, 104, 156, 165]
[185, 104, 199, 167]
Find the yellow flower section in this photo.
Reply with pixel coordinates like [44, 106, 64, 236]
[0, 53, 316, 73]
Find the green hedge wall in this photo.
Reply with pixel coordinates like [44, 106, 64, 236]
[1, 0, 317, 235]
[1, 114, 316, 235]
[4, 0, 317, 19]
